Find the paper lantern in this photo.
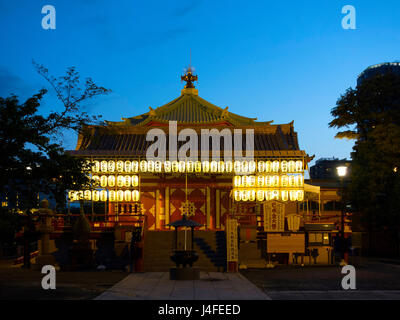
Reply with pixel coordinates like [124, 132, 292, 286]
[107, 175, 115, 187]
[131, 175, 139, 187]
[117, 175, 125, 187]
[241, 161, 249, 173]
[289, 190, 297, 201]
[249, 161, 256, 173]
[140, 160, 147, 172]
[100, 175, 107, 187]
[287, 214, 301, 231]
[281, 190, 289, 202]
[256, 190, 264, 201]
[272, 175, 280, 187]
[210, 161, 218, 173]
[92, 190, 100, 201]
[288, 160, 296, 173]
[295, 160, 303, 172]
[281, 175, 289, 187]
[234, 161, 241, 173]
[92, 161, 100, 173]
[234, 190, 241, 201]
[264, 175, 272, 187]
[297, 190, 304, 201]
[131, 161, 139, 173]
[155, 161, 162, 172]
[91, 175, 100, 186]
[272, 161, 280, 173]
[242, 176, 248, 187]
[257, 175, 265, 187]
[225, 161, 233, 173]
[109, 190, 116, 202]
[164, 161, 172, 173]
[124, 161, 132, 173]
[265, 161, 272, 173]
[289, 175, 296, 187]
[101, 161, 108, 173]
[117, 190, 124, 202]
[147, 160, 155, 172]
[258, 161, 265, 173]
[100, 190, 107, 201]
[218, 161, 225, 173]
[248, 176, 256, 187]
[132, 190, 140, 202]
[281, 160, 288, 173]
[186, 161, 194, 173]
[124, 190, 131, 202]
[68, 191, 76, 201]
[116, 161, 123, 173]
[249, 189, 256, 201]
[295, 175, 304, 187]
[202, 161, 210, 173]
[234, 176, 241, 187]
[171, 161, 179, 173]
[241, 190, 249, 201]
[178, 161, 186, 173]
[124, 175, 131, 187]
[83, 190, 91, 201]
[108, 160, 115, 173]
[271, 190, 279, 200]
[195, 161, 202, 172]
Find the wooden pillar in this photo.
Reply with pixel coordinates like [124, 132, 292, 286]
[206, 186, 210, 230]
[156, 189, 160, 229]
[216, 189, 221, 229]
[165, 187, 170, 228]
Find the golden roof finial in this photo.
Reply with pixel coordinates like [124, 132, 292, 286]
[181, 49, 198, 89]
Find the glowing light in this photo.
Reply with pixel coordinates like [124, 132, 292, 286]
[107, 175, 115, 187]
[108, 160, 115, 173]
[124, 190, 132, 202]
[164, 161, 172, 173]
[140, 160, 147, 172]
[101, 161, 108, 173]
[258, 161, 265, 173]
[116, 161, 124, 172]
[202, 161, 210, 173]
[109, 190, 116, 202]
[172, 161, 179, 173]
[100, 190, 107, 201]
[124, 161, 132, 173]
[281, 160, 288, 173]
[124, 175, 131, 187]
[117, 175, 125, 187]
[132, 190, 140, 201]
[92, 190, 100, 201]
[131, 175, 139, 187]
[210, 161, 218, 173]
[100, 175, 107, 187]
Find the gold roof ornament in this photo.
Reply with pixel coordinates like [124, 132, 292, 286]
[181, 66, 199, 95]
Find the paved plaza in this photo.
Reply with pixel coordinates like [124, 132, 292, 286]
[95, 272, 271, 300]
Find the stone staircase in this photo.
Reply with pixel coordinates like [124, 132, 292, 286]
[143, 230, 227, 272]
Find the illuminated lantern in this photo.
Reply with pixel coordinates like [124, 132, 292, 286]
[92, 161, 100, 173]
[295, 175, 304, 187]
[234, 190, 241, 201]
[124, 190, 131, 202]
[195, 161, 202, 172]
[210, 161, 218, 173]
[264, 175, 272, 187]
[264, 190, 270, 201]
[178, 161, 186, 173]
[271, 190, 279, 200]
[297, 190, 304, 201]
[116, 161, 124, 173]
[234, 161, 241, 173]
[281, 160, 288, 173]
[257, 175, 265, 187]
[91, 175, 100, 187]
[101, 161, 108, 173]
[108, 160, 115, 173]
[68, 191, 76, 201]
[92, 190, 100, 201]
[295, 160, 303, 172]
[272, 161, 280, 173]
[124, 175, 131, 187]
[242, 176, 248, 187]
[100, 190, 107, 201]
[131, 175, 139, 187]
[256, 190, 264, 201]
[155, 161, 162, 172]
[249, 189, 256, 201]
[172, 161, 179, 172]
[147, 160, 155, 172]
[164, 161, 172, 173]
[187, 161, 194, 173]
[117, 190, 124, 202]
[248, 176, 256, 187]
[131, 161, 139, 173]
[218, 161, 225, 173]
[289, 190, 297, 201]
[225, 161, 233, 173]
[288, 160, 296, 173]
[100, 175, 107, 187]
[202, 161, 210, 173]
[265, 161, 272, 173]
[289, 175, 296, 187]
[109, 190, 116, 202]
[241, 190, 249, 201]
[287, 214, 301, 232]
[258, 161, 265, 173]
[241, 161, 249, 173]
[140, 160, 147, 172]
[124, 161, 132, 173]
[132, 190, 140, 202]
[234, 176, 241, 187]
[281, 175, 289, 187]
[107, 175, 115, 187]
[249, 161, 256, 173]
[272, 175, 280, 187]
[281, 190, 289, 202]
[117, 175, 125, 187]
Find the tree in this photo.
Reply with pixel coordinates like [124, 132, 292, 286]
[0, 63, 111, 215]
[329, 71, 400, 256]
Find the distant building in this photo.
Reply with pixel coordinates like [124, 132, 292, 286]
[309, 157, 351, 180]
[357, 62, 400, 86]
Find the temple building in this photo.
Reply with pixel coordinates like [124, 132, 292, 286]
[66, 68, 340, 270]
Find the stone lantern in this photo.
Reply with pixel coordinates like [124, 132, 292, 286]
[167, 215, 202, 280]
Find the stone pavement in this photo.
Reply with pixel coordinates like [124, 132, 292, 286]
[267, 290, 400, 300]
[95, 272, 271, 300]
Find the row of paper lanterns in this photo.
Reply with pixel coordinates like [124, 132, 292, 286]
[90, 159, 304, 174]
[233, 175, 304, 188]
[69, 190, 140, 202]
[233, 189, 304, 202]
[92, 175, 139, 188]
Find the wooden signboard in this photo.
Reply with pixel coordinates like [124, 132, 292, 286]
[267, 233, 305, 253]
[226, 218, 238, 262]
[263, 201, 285, 232]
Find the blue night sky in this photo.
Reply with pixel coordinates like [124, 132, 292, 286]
[1, 0, 399, 166]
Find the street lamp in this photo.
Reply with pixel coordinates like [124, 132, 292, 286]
[336, 165, 347, 266]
